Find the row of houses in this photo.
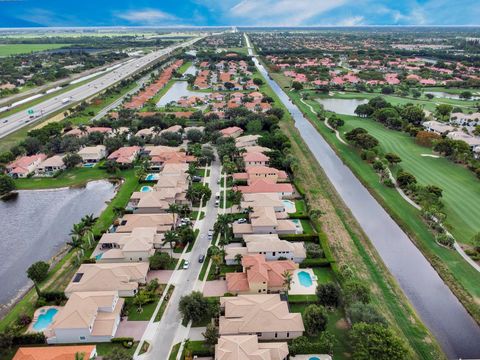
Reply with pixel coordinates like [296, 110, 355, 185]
[37, 145, 193, 345]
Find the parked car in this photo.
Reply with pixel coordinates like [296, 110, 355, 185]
[236, 218, 247, 224]
[183, 260, 190, 269]
[198, 255, 205, 263]
[192, 176, 202, 182]
[215, 199, 220, 207]
[208, 229, 214, 240]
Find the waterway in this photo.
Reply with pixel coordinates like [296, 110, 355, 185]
[245, 34, 480, 359]
[0, 180, 115, 313]
[424, 91, 480, 101]
[156, 65, 205, 107]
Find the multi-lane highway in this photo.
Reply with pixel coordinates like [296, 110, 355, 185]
[0, 36, 202, 139]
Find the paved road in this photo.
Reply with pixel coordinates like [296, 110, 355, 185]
[136, 157, 221, 360]
[0, 36, 202, 139]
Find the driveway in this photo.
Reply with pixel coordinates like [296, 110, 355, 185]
[116, 320, 149, 341]
[203, 280, 228, 297]
[147, 270, 174, 284]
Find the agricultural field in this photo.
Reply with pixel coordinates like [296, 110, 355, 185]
[0, 43, 70, 56]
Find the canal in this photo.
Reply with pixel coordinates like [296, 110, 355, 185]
[245, 34, 480, 358]
[0, 180, 115, 313]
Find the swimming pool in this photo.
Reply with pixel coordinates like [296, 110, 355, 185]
[145, 174, 158, 181]
[297, 271, 313, 287]
[309, 357, 320, 360]
[282, 200, 296, 213]
[95, 252, 104, 261]
[33, 308, 58, 331]
[83, 163, 95, 168]
[140, 186, 153, 192]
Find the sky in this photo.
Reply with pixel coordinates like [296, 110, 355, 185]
[0, 0, 479, 28]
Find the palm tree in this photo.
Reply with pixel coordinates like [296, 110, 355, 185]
[81, 214, 97, 228]
[168, 203, 180, 230]
[210, 247, 225, 276]
[133, 292, 149, 313]
[180, 204, 191, 218]
[67, 235, 84, 251]
[74, 352, 85, 360]
[163, 230, 178, 256]
[234, 253, 243, 265]
[214, 214, 232, 249]
[282, 270, 293, 293]
[245, 206, 254, 217]
[69, 222, 86, 240]
[186, 163, 197, 184]
[228, 190, 242, 214]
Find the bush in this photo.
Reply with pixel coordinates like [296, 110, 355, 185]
[288, 333, 334, 356]
[278, 234, 318, 242]
[305, 242, 324, 258]
[303, 304, 328, 336]
[12, 333, 46, 345]
[16, 314, 32, 326]
[436, 233, 454, 248]
[316, 282, 342, 308]
[41, 291, 67, 304]
[344, 279, 371, 305]
[346, 301, 387, 326]
[383, 178, 395, 188]
[300, 258, 331, 268]
[111, 337, 134, 344]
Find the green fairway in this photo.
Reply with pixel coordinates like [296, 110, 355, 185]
[0, 44, 70, 56]
[340, 116, 480, 246]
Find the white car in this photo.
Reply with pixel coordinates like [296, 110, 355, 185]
[208, 229, 214, 240]
[183, 260, 190, 269]
[237, 218, 247, 224]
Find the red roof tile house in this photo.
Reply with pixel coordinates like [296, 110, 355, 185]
[108, 146, 141, 165]
[220, 126, 244, 138]
[226, 254, 298, 294]
[13, 345, 97, 360]
[233, 166, 288, 184]
[242, 152, 269, 167]
[236, 180, 294, 197]
[7, 154, 47, 178]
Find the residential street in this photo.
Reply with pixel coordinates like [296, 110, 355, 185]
[135, 155, 221, 360]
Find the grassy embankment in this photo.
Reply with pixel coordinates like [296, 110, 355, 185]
[256, 65, 445, 359]
[282, 86, 480, 325]
[0, 44, 70, 56]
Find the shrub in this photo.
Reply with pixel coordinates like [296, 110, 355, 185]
[12, 333, 46, 345]
[278, 234, 318, 242]
[316, 282, 342, 308]
[346, 301, 387, 326]
[303, 304, 328, 336]
[344, 279, 371, 305]
[436, 233, 454, 248]
[288, 333, 334, 355]
[16, 314, 32, 327]
[111, 337, 134, 344]
[305, 242, 324, 258]
[300, 258, 331, 268]
[383, 178, 395, 187]
[41, 291, 67, 304]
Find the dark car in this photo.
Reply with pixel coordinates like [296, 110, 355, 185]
[198, 254, 205, 263]
[192, 176, 202, 182]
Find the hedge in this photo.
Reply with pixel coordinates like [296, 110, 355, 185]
[111, 337, 134, 344]
[288, 214, 310, 219]
[279, 234, 318, 242]
[12, 333, 46, 345]
[41, 291, 67, 303]
[300, 258, 331, 268]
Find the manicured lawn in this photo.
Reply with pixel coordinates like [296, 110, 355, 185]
[339, 115, 480, 246]
[0, 43, 71, 56]
[96, 342, 138, 357]
[154, 285, 175, 322]
[290, 90, 480, 322]
[125, 296, 161, 321]
[313, 267, 335, 284]
[191, 210, 205, 220]
[15, 166, 112, 189]
[300, 219, 316, 234]
[198, 254, 211, 280]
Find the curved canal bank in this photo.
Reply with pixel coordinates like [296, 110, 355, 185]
[245, 36, 480, 359]
[0, 180, 115, 313]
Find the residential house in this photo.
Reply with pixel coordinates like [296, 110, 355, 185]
[215, 335, 288, 360]
[65, 263, 149, 297]
[236, 180, 294, 197]
[241, 193, 285, 213]
[13, 345, 97, 360]
[242, 152, 269, 167]
[220, 126, 244, 138]
[446, 131, 480, 150]
[219, 294, 304, 340]
[77, 145, 107, 164]
[46, 292, 123, 344]
[225, 234, 306, 265]
[94, 227, 163, 263]
[235, 135, 261, 148]
[450, 112, 480, 127]
[233, 206, 298, 237]
[64, 127, 112, 138]
[115, 213, 174, 233]
[233, 166, 288, 184]
[7, 154, 47, 178]
[422, 120, 455, 134]
[107, 146, 140, 165]
[36, 155, 65, 176]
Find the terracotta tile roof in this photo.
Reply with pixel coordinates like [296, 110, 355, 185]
[13, 345, 96, 360]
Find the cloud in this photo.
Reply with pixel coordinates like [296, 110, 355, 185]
[116, 9, 177, 24]
[337, 16, 365, 26]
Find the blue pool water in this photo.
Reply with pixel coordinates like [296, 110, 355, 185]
[83, 163, 95, 168]
[282, 200, 296, 212]
[145, 174, 158, 181]
[33, 308, 58, 331]
[309, 357, 320, 360]
[298, 271, 313, 287]
[140, 186, 153, 192]
[95, 253, 104, 260]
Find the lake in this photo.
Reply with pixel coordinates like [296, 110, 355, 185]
[156, 65, 207, 106]
[316, 97, 368, 116]
[0, 180, 115, 313]
[424, 91, 480, 101]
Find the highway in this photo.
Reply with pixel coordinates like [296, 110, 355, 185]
[0, 36, 202, 139]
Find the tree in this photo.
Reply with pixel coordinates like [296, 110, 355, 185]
[202, 323, 219, 348]
[253, 78, 264, 86]
[472, 232, 480, 252]
[133, 292, 149, 313]
[460, 91, 472, 100]
[63, 153, 83, 169]
[149, 252, 173, 270]
[400, 105, 425, 125]
[0, 174, 15, 196]
[104, 160, 119, 174]
[415, 131, 440, 147]
[186, 129, 203, 143]
[435, 104, 453, 120]
[75, 352, 86, 360]
[350, 323, 408, 360]
[303, 304, 328, 336]
[327, 115, 345, 129]
[346, 301, 387, 326]
[163, 230, 178, 255]
[168, 203, 180, 229]
[27, 261, 49, 296]
[292, 81, 303, 91]
[246, 119, 262, 134]
[179, 291, 211, 323]
[214, 214, 232, 247]
[354, 104, 374, 118]
[396, 171, 417, 189]
[282, 270, 293, 292]
[343, 279, 371, 305]
[234, 253, 243, 264]
[385, 153, 401, 166]
[316, 282, 342, 308]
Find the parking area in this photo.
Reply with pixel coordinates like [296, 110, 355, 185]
[147, 270, 174, 284]
[116, 320, 149, 341]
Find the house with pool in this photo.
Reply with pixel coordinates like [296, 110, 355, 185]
[65, 262, 149, 297]
[219, 294, 304, 340]
[215, 335, 289, 360]
[233, 166, 289, 185]
[107, 146, 141, 165]
[77, 145, 107, 164]
[236, 180, 294, 197]
[45, 291, 123, 344]
[235, 134, 262, 148]
[225, 234, 306, 265]
[93, 227, 163, 263]
[241, 192, 286, 213]
[226, 254, 298, 294]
